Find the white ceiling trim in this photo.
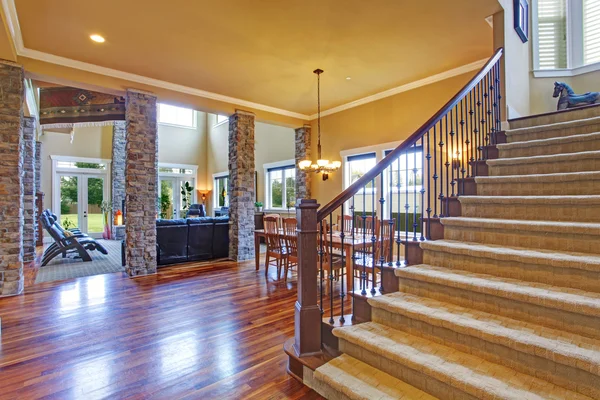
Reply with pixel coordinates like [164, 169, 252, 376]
[2, 0, 488, 122]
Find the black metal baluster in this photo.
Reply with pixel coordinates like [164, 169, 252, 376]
[405, 149, 409, 244]
[361, 187, 367, 295]
[371, 178, 376, 294]
[412, 143, 418, 241]
[319, 221, 324, 317]
[444, 116, 450, 213]
[469, 91, 475, 177]
[438, 120, 445, 217]
[396, 155, 402, 266]
[350, 197, 355, 321]
[432, 125, 438, 218]
[454, 105, 460, 196]
[388, 160, 394, 267]
[426, 131, 432, 240]
[449, 109, 455, 197]
[419, 137, 425, 241]
[379, 173, 385, 293]
[460, 98, 466, 194]
[329, 213, 334, 324]
[339, 204, 345, 324]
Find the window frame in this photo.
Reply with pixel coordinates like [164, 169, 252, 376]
[157, 103, 197, 129]
[214, 114, 229, 127]
[264, 159, 296, 211]
[533, 0, 600, 77]
[213, 172, 230, 210]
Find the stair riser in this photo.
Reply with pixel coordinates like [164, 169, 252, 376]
[508, 106, 600, 129]
[507, 121, 600, 142]
[371, 307, 600, 398]
[397, 278, 600, 339]
[422, 249, 600, 292]
[476, 180, 600, 196]
[443, 225, 600, 254]
[489, 157, 600, 176]
[338, 339, 479, 400]
[499, 139, 600, 158]
[460, 202, 600, 222]
[305, 370, 354, 400]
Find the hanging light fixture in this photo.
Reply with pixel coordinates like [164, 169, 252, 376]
[298, 69, 341, 181]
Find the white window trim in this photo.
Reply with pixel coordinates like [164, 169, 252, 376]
[213, 114, 229, 128]
[263, 159, 296, 211]
[532, 0, 600, 77]
[157, 104, 197, 130]
[158, 162, 198, 177]
[340, 140, 401, 192]
[157, 162, 198, 218]
[212, 171, 229, 209]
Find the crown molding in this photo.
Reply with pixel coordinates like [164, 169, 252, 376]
[309, 58, 488, 119]
[2, 0, 488, 122]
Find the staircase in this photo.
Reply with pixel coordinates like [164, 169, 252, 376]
[306, 108, 600, 399]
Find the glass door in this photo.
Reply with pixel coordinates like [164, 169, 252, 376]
[59, 174, 81, 231]
[83, 176, 106, 236]
[159, 178, 178, 219]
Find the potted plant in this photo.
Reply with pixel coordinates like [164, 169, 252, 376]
[180, 181, 194, 217]
[255, 201, 263, 212]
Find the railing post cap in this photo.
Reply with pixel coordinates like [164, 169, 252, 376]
[296, 199, 320, 209]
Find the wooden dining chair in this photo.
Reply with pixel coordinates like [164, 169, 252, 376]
[337, 214, 354, 235]
[354, 218, 395, 288]
[264, 215, 287, 279]
[318, 222, 346, 293]
[282, 217, 297, 282]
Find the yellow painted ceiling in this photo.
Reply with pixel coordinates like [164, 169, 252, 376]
[15, 0, 500, 115]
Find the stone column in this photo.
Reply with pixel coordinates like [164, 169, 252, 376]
[295, 124, 312, 200]
[111, 121, 126, 240]
[124, 89, 158, 276]
[22, 117, 36, 264]
[228, 110, 255, 262]
[0, 60, 24, 297]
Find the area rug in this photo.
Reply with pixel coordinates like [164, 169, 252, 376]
[35, 240, 125, 284]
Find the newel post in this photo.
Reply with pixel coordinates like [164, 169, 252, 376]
[294, 198, 321, 357]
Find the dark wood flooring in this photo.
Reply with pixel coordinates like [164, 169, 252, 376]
[0, 258, 324, 399]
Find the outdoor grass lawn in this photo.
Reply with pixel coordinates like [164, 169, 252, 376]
[61, 214, 104, 233]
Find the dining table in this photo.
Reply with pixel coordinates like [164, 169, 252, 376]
[254, 228, 378, 293]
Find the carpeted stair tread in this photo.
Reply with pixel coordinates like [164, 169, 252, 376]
[395, 265, 600, 317]
[459, 195, 600, 206]
[499, 131, 600, 149]
[475, 170, 600, 184]
[368, 292, 600, 375]
[440, 216, 600, 236]
[486, 149, 600, 166]
[314, 353, 436, 400]
[333, 322, 591, 400]
[506, 116, 600, 139]
[420, 240, 600, 273]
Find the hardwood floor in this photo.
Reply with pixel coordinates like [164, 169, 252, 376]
[0, 259, 324, 400]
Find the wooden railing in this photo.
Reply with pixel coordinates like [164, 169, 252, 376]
[292, 48, 504, 357]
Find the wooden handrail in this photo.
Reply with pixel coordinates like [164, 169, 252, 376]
[317, 48, 503, 221]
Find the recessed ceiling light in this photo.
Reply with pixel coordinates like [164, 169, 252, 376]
[90, 34, 105, 43]
[346, 76, 352, 80]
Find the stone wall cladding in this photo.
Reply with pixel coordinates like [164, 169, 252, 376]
[34, 140, 42, 244]
[22, 117, 36, 263]
[111, 120, 126, 238]
[228, 110, 255, 261]
[0, 60, 25, 296]
[295, 125, 312, 200]
[124, 90, 158, 276]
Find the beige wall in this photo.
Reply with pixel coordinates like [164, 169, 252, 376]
[309, 71, 477, 208]
[40, 125, 113, 210]
[530, 71, 600, 115]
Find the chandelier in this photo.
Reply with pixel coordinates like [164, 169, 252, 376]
[298, 69, 341, 181]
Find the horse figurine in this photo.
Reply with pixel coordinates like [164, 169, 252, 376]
[553, 82, 599, 110]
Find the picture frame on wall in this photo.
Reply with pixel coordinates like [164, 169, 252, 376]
[514, 0, 529, 43]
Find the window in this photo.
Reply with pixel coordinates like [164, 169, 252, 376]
[214, 175, 229, 208]
[215, 114, 228, 125]
[158, 103, 196, 128]
[386, 148, 424, 190]
[536, 0, 567, 69]
[584, 0, 600, 65]
[266, 166, 296, 209]
[534, 0, 600, 75]
[345, 152, 377, 191]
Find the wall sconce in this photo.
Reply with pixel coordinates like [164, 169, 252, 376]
[114, 210, 123, 226]
[452, 152, 461, 170]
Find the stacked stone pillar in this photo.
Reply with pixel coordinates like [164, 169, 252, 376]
[294, 124, 312, 200]
[111, 121, 126, 240]
[22, 117, 36, 264]
[0, 60, 25, 296]
[228, 110, 255, 261]
[34, 140, 42, 245]
[124, 90, 158, 276]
